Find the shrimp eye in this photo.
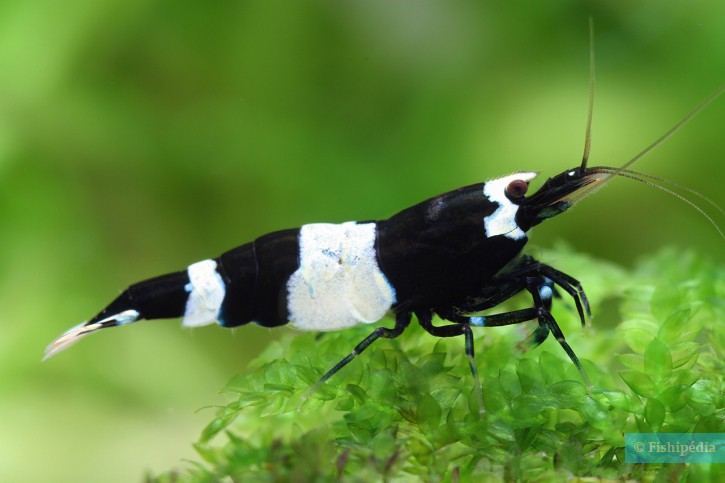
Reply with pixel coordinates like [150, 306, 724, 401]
[505, 179, 529, 198]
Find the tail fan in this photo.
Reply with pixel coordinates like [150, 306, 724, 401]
[43, 310, 140, 360]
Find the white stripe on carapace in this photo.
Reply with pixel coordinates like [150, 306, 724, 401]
[182, 259, 226, 327]
[483, 172, 538, 240]
[287, 222, 396, 331]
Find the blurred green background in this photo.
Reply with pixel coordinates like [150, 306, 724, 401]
[1, 1, 723, 481]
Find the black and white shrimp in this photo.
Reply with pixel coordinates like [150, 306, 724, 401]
[44, 82, 724, 395]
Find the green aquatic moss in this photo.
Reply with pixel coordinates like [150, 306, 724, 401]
[152, 247, 724, 482]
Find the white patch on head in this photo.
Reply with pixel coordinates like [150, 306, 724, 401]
[287, 222, 396, 331]
[483, 171, 538, 240]
[183, 259, 226, 327]
[539, 285, 553, 301]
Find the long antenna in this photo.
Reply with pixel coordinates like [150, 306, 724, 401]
[617, 83, 725, 173]
[566, 82, 725, 239]
[591, 167, 724, 240]
[580, 17, 595, 172]
[579, 82, 725, 201]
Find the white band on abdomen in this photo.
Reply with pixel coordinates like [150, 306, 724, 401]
[287, 222, 396, 331]
[183, 259, 226, 327]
